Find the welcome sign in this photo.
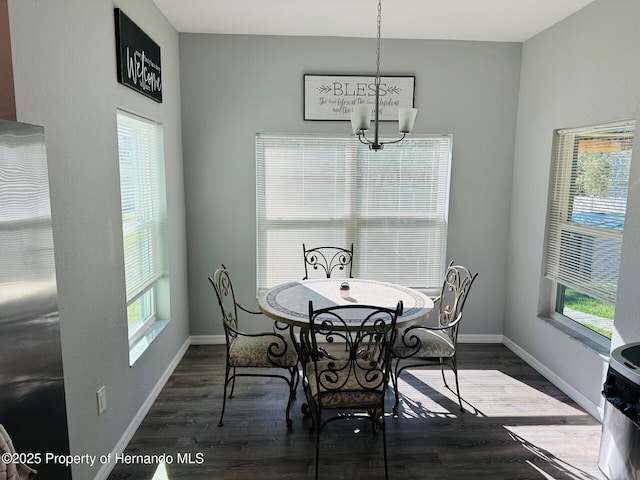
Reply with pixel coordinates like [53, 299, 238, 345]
[114, 9, 162, 103]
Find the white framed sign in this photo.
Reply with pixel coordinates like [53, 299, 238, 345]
[304, 74, 415, 121]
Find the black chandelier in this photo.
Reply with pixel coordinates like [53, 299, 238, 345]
[349, 0, 417, 151]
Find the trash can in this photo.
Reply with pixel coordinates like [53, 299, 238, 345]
[598, 342, 640, 480]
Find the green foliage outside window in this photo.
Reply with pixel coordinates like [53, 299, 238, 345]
[563, 287, 613, 339]
[576, 152, 611, 197]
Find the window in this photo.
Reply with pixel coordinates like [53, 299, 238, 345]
[256, 134, 451, 292]
[116, 110, 169, 364]
[545, 120, 634, 341]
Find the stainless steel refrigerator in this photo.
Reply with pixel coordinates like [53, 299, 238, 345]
[0, 119, 71, 479]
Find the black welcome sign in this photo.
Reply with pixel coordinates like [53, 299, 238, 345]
[114, 9, 162, 103]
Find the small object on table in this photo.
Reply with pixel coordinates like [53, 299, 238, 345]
[340, 281, 350, 298]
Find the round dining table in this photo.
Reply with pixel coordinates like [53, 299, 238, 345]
[258, 278, 434, 329]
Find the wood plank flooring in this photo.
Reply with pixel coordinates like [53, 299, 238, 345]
[107, 344, 605, 480]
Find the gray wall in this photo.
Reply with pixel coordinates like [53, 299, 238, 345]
[11, 0, 635, 476]
[180, 34, 521, 338]
[8, 1, 189, 479]
[506, 0, 640, 418]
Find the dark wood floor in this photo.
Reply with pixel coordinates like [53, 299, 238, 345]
[108, 344, 605, 480]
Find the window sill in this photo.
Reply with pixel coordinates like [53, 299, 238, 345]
[541, 313, 610, 358]
[128, 318, 170, 366]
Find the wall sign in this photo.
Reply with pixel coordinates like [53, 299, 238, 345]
[304, 74, 414, 121]
[114, 8, 162, 103]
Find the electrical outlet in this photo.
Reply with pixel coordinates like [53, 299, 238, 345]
[97, 386, 107, 415]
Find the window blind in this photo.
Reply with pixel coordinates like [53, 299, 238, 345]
[256, 133, 451, 291]
[545, 121, 634, 304]
[117, 111, 165, 304]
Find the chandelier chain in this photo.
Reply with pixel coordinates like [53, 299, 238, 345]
[375, 0, 381, 87]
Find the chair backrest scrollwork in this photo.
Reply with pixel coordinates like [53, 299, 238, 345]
[302, 243, 354, 280]
[437, 261, 478, 338]
[209, 264, 239, 342]
[305, 301, 402, 404]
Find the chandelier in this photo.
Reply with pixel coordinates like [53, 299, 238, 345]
[350, 0, 417, 151]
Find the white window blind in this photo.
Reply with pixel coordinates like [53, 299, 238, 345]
[117, 111, 166, 306]
[545, 121, 634, 304]
[256, 133, 451, 291]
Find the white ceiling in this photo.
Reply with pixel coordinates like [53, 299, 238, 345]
[152, 0, 596, 42]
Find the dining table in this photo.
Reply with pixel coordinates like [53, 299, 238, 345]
[258, 277, 434, 417]
[258, 277, 434, 329]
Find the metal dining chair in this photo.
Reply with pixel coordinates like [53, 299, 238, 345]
[391, 261, 478, 414]
[208, 264, 299, 429]
[301, 300, 402, 480]
[0, 424, 38, 479]
[302, 243, 354, 280]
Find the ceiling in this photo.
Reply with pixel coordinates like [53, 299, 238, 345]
[152, 0, 597, 42]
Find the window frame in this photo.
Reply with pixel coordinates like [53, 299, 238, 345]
[116, 109, 170, 364]
[255, 133, 452, 293]
[544, 119, 634, 347]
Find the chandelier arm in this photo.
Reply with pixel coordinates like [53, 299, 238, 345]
[357, 131, 374, 146]
[357, 131, 407, 148]
[379, 133, 407, 146]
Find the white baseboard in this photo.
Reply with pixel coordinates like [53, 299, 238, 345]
[190, 335, 225, 345]
[458, 334, 503, 343]
[92, 337, 190, 480]
[502, 336, 602, 421]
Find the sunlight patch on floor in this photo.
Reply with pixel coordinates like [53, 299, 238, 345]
[403, 369, 587, 417]
[152, 461, 170, 480]
[396, 375, 458, 419]
[505, 425, 604, 479]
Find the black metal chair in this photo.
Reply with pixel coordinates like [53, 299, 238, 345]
[302, 243, 354, 280]
[391, 261, 478, 414]
[301, 300, 402, 480]
[208, 264, 298, 429]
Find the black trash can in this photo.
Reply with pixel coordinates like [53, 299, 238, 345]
[598, 342, 640, 480]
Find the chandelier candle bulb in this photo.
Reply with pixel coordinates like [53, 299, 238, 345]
[351, 105, 371, 132]
[350, 111, 360, 134]
[398, 108, 418, 133]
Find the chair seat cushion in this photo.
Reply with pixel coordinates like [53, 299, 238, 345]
[306, 360, 385, 409]
[229, 334, 298, 368]
[393, 327, 455, 359]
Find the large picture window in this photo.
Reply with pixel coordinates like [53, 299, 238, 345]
[545, 120, 634, 340]
[256, 134, 451, 292]
[116, 110, 169, 363]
